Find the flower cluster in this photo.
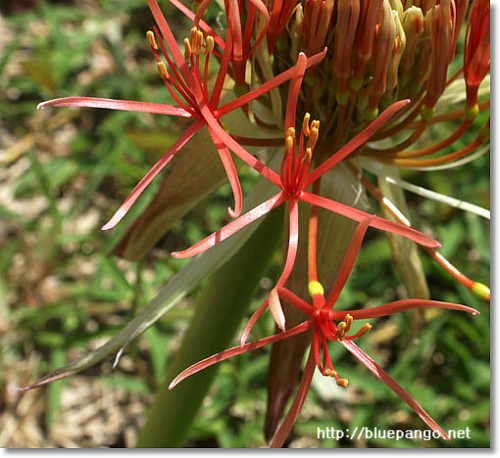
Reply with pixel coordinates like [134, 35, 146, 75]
[35, 0, 489, 448]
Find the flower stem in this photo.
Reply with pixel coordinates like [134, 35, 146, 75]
[135, 206, 284, 447]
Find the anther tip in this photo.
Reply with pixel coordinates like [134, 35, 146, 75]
[336, 378, 349, 388]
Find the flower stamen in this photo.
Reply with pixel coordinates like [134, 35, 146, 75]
[146, 30, 158, 50]
[336, 378, 349, 388]
[157, 61, 169, 79]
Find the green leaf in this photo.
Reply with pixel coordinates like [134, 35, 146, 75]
[20, 157, 279, 391]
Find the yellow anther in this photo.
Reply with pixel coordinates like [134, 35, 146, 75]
[146, 30, 158, 50]
[344, 314, 353, 331]
[283, 134, 294, 155]
[188, 27, 203, 55]
[157, 61, 169, 79]
[302, 113, 311, 136]
[337, 321, 347, 340]
[197, 30, 204, 53]
[325, 369, 337, 377]
[306, 124, 319, 151]
[189, 27, 197, 47]
[282, 127, 296, 154]
[354, 323, 372, 339]
[302, 147, 313, 165]
[472, 282, 490, 301]
[184, 38, 192, 60]
[336, 378, 349, 388]
[205, 35, 215, 55]
[308, 280, 324, 297]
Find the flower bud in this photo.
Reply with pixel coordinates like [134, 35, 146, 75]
[302, 0, 335, 56]
[409, 7, 432, 95]
[399, 6, 425, 88]
[353, 0, 384, 81]
[385, 11, 406, 98]
[333, 0, 361, 95]
[368, 0, 397, 109]
[464, 0, 490, 107]
[424, 0, 455, 109]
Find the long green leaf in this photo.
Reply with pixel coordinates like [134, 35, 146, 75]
[21, 157, 280, 390]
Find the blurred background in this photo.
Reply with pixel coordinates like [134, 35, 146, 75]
[0, 0, 490, 448]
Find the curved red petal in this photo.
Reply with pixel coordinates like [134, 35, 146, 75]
[172, 193, 285, 258]
[341, 340, 450, 440]
[215, 48, 327, 118]
[299, 191, 441, 248]
[37, 97, 192, 117]
[305, 100, 410, 187]
[270, 349, 316, 448]
[168, 0, 225, 51]
[330, 299, 479, 321]
[169, 320, 314, 390]
[324, 216, 376, 309]
[101, 120, 203, 231]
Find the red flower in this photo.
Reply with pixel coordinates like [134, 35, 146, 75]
[171, 55, 440, 334]
[37, 0, 325, 229]
[464, 0, 490, 108]
[169, 216, 479, 447]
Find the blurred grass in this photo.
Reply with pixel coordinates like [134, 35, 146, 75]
[0, 0, 490, 448]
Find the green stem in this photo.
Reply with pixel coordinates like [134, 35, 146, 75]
[136, 206, 284, 447]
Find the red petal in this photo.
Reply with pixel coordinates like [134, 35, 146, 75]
[240, 296, 269, 346]
[324, 216, 376, 309]
[37, 97, 192, 117]
[200, 104, 282, 186]
[299, 191, 441, 248]
[101, 120, 203, 231]
[207, 126, 242, 217]
[305, 100, 410, 187]
[215, 48, 327, 117]
[284, 53, 307, 131]
[330, 299, 479, 321]
[172, 193, 285, 258]
[341, 340, 450, 440]
[270, 349, 316, 448]
[169, 320, 314, 389]
[276, 287, 316, 315]
[269, 288, 286, 333]
[276, 199, 300, 286]
[168, 0, 225, 51]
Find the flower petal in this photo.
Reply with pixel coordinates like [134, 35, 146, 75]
[270, 349, 316, 448]
[299, 191, 441, 248]
[324, 216, 376, 308]
[197, 103, 282, 186]
[305, 100, 410, 187]
[102, 120, 204, 231]
[168, 0, 225, 51]
[269, 288, 286, 333]
[169, 320, 314, 389]
[207, 126, 242, 217]
[330, 299, 479, 320]
[276, 287, 316, 315]
[37, 97, 192, 117]
[340, 339, 450, 440]
[215, 48, 327, 117]
[172, 193, 286, 258]
[276, 199, 300, 286]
